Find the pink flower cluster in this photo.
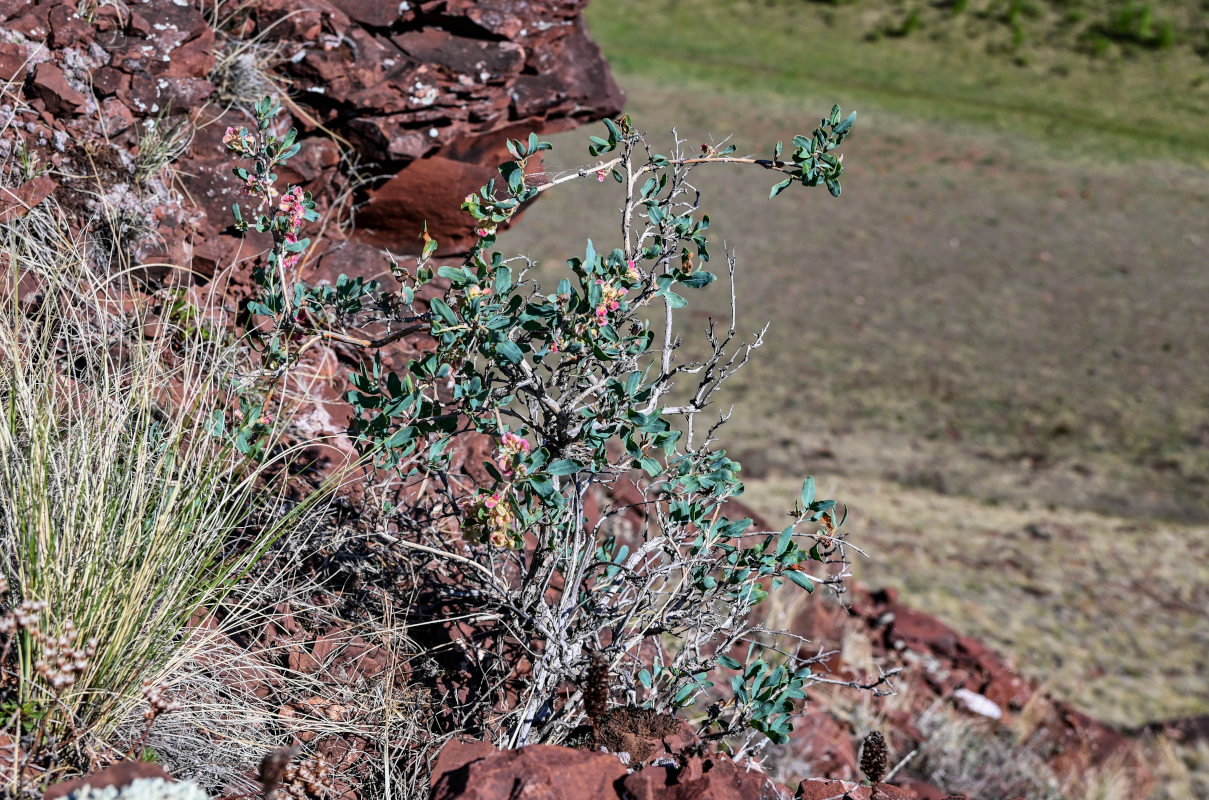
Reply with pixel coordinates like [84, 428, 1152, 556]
[466, 489, 519, 549]
[497, 431, 531, 476]
[281, 231, 301, 270]
[222, 126, 257, 155]
[625, 258, 641, 283]
[594, 279, 626, 326]
[279, 186, 307, 227]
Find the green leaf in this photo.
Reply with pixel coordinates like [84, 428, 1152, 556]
[786, 570, 814, 593]
[494, 265, 513, 294]
[637, 456, 663, 476]
[206, 409, 226, 437]
[800, 477, 815, 508]
[717, 654, 742, 670]
[495, 339, 523, 365]
[677, 271, 716, 289]
[672, 682, 697, 706]
[770, 178, 793, 198]
[429, 297, 457, 327]
[547, 459, 580, 476]
[776, 526, 793, 557]
[603, 117, 621, 143]
[835, 111, 857, 136]
[663, 291, 687, 309]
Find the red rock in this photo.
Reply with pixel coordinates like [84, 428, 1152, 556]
[445, 0, 528, 39]
[790, 709, 858, 781]
[511, 18, 625, 121]
[392, 29, 525, 82]
[894, 777, 957, 800]
[107, 41, 156, 74]
[48, 3, 93, 48]
[31, 62, 86, 114]
[5, 6, 51, 41]
[0, 733, 43, 785]
[127, 11, 153, 37]
[0, 176, 57, 224]
[92, 4, 124, 32]
[45, 762, 175, 800]
[357, 155, 502, 255]
[125, 73, 214, 115]
[622, 755, 782, 800]
[0, 42, 35, 82]
[91, 65, 127, 96]
[430, 738, 498, 786]
[156, 25, 216, 79]
[430, 741, 627, 800]
[340, 0, 416, 28]
[96, 96, 134, 137]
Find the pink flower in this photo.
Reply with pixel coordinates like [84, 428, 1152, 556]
[224, 127, 257, 155]
[502, 432, 530, 453]
[596, 171, 606, 182]
[279, 186, 307, 226]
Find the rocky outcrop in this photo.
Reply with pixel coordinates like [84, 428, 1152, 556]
[0, 0, 622, 283]
[784, 585, 1154, 798]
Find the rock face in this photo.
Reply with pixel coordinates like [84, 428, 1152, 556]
[785, 585, 1154, 798]
[1, 0, 623, 286]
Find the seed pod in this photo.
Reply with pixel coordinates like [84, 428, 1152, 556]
[581, 649, 611, 724]
[861, 730, 888, 787]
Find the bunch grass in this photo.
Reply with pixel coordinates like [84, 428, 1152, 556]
[0, 199, 318, 762]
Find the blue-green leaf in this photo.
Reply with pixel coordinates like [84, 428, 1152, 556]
[800, 477, 815, 508]
[786, 570, 814, 593]
[547, 459, 580, 476]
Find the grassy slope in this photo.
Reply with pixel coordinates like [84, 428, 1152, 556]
[586, 0, 1209, 164]
[497, 0, 1209, 742]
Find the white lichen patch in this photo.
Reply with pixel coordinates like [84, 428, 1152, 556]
[66, 777, 209, 800]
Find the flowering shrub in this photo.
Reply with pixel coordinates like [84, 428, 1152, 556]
[225, 98, 860, 750]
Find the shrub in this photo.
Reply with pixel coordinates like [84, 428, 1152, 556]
[222, 97, 862, 753]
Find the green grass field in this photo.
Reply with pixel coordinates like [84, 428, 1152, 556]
[497, 0, 1209, 764]
[585, 0, 1209, 163]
